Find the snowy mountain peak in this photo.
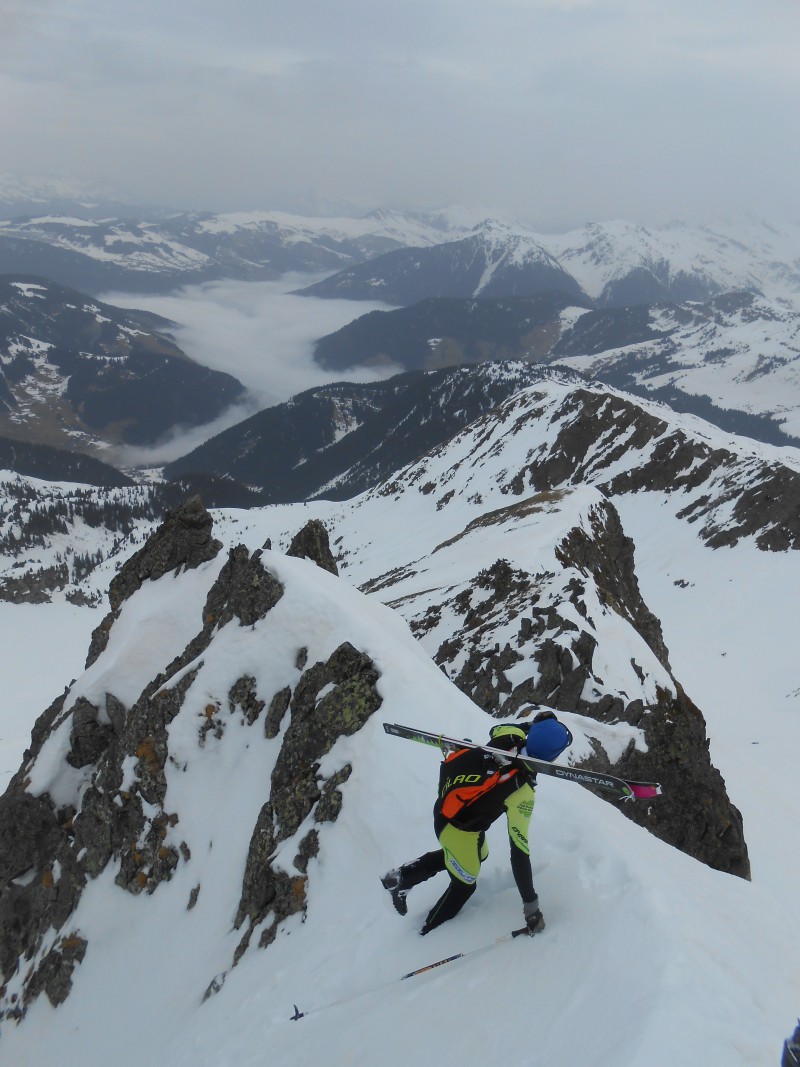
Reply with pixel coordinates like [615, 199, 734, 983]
[0, 502, 388, 1020]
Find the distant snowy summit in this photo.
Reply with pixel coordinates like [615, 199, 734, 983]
[1, 188, 799, 306]
[297, 221, 588, 305]
[0, 203, 486, 295]
[297, 216, 800, 310]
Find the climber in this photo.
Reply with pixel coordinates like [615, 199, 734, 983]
[381, 710, 572, 936]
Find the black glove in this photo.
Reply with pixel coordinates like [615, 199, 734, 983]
[524, 897, 545, 935]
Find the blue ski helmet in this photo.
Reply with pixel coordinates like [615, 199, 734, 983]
[526, 712, 572, 762]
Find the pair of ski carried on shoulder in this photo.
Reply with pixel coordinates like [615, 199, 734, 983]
[383, 722, 662, 800]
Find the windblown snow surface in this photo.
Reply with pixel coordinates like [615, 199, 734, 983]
[1, 388, 800, 1064]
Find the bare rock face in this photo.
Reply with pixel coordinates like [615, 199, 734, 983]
[286, 518, 339, 575]
[232, 641, 382, 962]
[612, 686, 748, 877]
[554, 507, 747, 878]
[554, 506, 669, 667]
[86, 495, 222, 667]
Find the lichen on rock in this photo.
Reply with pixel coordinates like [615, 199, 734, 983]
[233, 642, 382, 954]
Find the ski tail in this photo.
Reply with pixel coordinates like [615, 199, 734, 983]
[629, 781, 661, 800]
[382, 722, 449, 749]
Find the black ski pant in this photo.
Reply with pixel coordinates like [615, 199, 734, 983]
[400, 827, 486, 934]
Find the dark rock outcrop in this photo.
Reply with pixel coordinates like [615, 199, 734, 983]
[107, 495, 221, 611]
[86, 496, 222, 667]
[613, 686, 748, 878]
[286, 518, 339, 575]
[0, 563, 69, 604]
[0, 792, 88, 1003]
[555, 504, 670, 670]
[234, 641, 382, 953]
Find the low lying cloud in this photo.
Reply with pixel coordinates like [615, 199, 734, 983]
[102, 274, 400, 467]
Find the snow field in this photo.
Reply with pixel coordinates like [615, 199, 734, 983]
[2, 543, 797, 1065]
[0, 603, 96, 792]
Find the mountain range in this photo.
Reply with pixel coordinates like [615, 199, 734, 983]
[3, 200, 800, 468]
[1, 190, 800, 1061]
[312, 288, 800, 446]
[0, 206, 482, 296]
[298, 215, 800, 452]
[298, 217, 800, 308]
[3, 199, 800, 310]
[5, 360, 800, 606]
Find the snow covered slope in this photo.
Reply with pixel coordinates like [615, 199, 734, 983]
[0, 497, 797, 1066]
[544, 218, 800, 308]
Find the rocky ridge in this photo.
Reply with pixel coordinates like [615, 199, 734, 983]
[350, 374, 800, 554]
[349, 485, 749, 879]
[0, 501, 383, 1019]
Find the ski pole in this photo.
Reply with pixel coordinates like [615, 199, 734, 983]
[291, 926, 530, 1021]
[399, 927, 529, 980]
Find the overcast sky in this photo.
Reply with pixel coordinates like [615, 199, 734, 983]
[2, 0, 799, 228]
